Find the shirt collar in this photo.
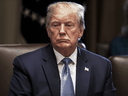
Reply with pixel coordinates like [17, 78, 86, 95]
[53, 47, 77, 65]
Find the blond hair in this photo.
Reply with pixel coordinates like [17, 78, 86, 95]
[46, 1, 85, 30]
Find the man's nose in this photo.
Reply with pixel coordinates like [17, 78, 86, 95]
[59, 24, 65, 34]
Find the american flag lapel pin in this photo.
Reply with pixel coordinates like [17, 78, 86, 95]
[85, 67, 89, 72]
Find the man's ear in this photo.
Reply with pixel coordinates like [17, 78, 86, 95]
[78, 26, 84, 38]
[46, 27, 51, 38]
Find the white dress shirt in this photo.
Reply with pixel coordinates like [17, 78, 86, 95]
[53, 48, 77, 92]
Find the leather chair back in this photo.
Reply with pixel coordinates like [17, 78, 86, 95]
[109, 55, 128, 96]
[0, 44, 48, 96]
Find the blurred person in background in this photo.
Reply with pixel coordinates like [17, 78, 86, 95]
[108, 0, 128, 56]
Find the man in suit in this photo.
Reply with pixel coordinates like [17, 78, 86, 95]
[9, 2, 116, 96]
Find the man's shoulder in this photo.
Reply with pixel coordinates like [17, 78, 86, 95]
[79, 47, 112, 72]
[14, 44, 50, 62]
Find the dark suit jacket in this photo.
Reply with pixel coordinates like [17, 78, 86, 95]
[9, 44, 116, 96]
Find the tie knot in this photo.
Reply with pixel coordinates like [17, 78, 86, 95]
[61, 58, 72, 65]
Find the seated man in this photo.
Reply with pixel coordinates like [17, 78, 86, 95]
[9, 2, 116, 96]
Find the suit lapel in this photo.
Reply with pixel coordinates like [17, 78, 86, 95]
[40, 45, 91, 96]
[76, 47, 91, 96]
[41, 44, 60, 96]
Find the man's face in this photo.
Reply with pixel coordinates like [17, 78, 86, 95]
[47, 5, 83, 51]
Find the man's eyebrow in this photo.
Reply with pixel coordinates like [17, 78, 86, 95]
[66, 21, 74, 23]
[51, 20, 75, 24]
[51, 21, 60, 23]
[65, 21, 75, 24]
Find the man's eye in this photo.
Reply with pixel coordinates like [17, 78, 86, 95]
[53, 25, 58, 27]
[67, 25, 71, 26]
[66, 24, 74, 28]
[52, 24, 59, 28]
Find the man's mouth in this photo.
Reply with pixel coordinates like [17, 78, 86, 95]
[57, 39, 70, 43]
